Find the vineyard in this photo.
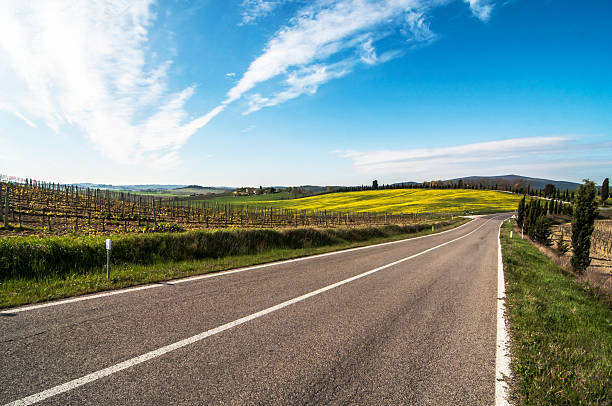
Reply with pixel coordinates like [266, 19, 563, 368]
[0, 178, 454, 236]
[554, 220, 612, 263]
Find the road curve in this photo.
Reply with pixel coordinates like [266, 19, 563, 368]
[1, 214, 511, 405]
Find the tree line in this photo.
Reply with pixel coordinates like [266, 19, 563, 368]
[516, 179, 601, 273]
[340, 177, 612, 209]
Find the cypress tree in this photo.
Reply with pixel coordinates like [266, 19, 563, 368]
[602, 177, 609, 206]
[526, 200, 539, 236]
[533, 215, 552, 245]
[571, 180, 599, 273]
[517, 195, 526, 227]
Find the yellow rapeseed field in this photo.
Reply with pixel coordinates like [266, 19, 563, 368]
[249, 189, 521, 214]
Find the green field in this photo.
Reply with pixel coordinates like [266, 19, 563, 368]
[200, 191, 297, 204]
[221, 189, 521, 214]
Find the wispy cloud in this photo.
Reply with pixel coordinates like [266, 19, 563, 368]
[0, 0, 498, 165]
[200, 0, 494, 122]
[244, 61, 352, 113]
[0, 0, 214, 165]
[334, 136, 611, 180]
[240, 0, 289, 25]
[464, 0, 494, 21]
[403, 11, 438, 44]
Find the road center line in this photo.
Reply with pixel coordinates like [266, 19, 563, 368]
[2, 216, 481, 314]
[5, 217, 498, 406]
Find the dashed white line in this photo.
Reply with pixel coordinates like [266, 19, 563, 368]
[2, 217, 481, 314]
[4, 217, 498, 406]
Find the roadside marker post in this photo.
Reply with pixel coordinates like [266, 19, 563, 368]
[510, 231, 513, 239]
[106, 239, 111, 280]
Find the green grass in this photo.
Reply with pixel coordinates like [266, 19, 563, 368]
[193, 191, 299, 205]
[500, 221, 611, 405]
[0, 219, 468, 309]
[232, 189, 521, 214]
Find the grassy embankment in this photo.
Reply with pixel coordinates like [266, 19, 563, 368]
[500, 220, 611, 404]
[221, 189, 521, 214]
[0, 218, 467, 309]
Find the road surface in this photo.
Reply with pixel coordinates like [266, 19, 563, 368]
[1, 214, 511, 405]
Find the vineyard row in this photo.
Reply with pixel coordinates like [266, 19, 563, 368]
[0, 181, 453, 235]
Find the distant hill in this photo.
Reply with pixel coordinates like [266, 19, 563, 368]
[73, 183, 234, 192]
[73, 183, 185, 191]
[389, 181, 420, 187]
[391, 175, 582, 191]
[446, 175, 581, 191]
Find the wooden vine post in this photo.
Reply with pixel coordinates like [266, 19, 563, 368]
[4, 184, 9, 227]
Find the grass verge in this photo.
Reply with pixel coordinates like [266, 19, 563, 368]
[500, 220, 611, 405]
[1, 219, 467, 309]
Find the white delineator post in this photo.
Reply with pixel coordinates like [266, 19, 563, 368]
[106, 239, 111, 280]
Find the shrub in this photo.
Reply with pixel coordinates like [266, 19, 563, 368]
[556, 230, 569, 255]
[143, 223, 185, 233]
[0, 220, 455, 280]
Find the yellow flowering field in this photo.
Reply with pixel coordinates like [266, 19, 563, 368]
[249, 189, 521, 214]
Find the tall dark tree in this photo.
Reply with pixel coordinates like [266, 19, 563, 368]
[533, 215, 552, 245]
[544, 183, 556, 198]
[601, 177, 609, 206]
[571, 180, 599, 273]
[517, 195, 526, 228]
[372, 180, 378, 190]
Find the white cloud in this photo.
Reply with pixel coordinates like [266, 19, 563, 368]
[0, 0, 214, 165]
[240, 0, 286, 24]
[225, 72, 237, 78]
[359, 38, 379, 65]
[12, 111, 38, 128]
[0, 0, 498, 165]
[227, 0, 413, 107]
[335, 137, 585, 179]
[464, 0, 494, 21]
[244, 61, 352, 113]
[403, 11, 438, 43]
[200, 0, 485, 121]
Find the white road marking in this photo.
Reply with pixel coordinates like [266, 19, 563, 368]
[4, 217, 498, 406]
[2, 217, 481, 314]
[496, 221, 512, 406]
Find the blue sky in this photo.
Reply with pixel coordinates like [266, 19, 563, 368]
[0, 0, 611, 186]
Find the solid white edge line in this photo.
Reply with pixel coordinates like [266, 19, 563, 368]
[495, 220, 512, 406]
[2, 216, 486, 314]
[4, 216, 498, 406]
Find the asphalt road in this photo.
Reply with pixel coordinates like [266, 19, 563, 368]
[1, 214, 511, 405]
